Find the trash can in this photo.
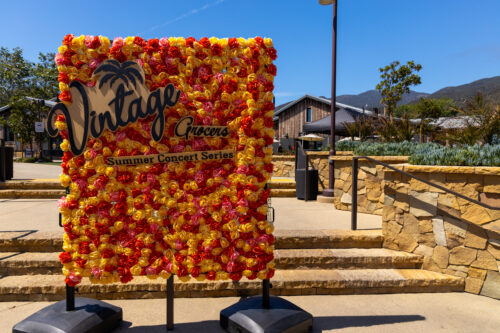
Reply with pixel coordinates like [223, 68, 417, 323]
[295, 168, 318, 200]
[0, 146, 14, 181]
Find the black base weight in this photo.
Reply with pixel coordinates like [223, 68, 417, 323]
[220, 296, 313, 333]
[12, 297, 122, 333]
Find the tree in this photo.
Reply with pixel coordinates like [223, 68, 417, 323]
[414, 98, 456, 142]
[444, 93, 500, 145]
[376, 60, 422, 117]
[343, 116, 374, 141]
[0, 47, 58, 157]
[0, 47, 32, 105]
[375, 114, 416, 142]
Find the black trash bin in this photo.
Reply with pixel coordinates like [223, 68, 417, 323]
[295, 168, 318, 200]
[0, 146, 14, 181]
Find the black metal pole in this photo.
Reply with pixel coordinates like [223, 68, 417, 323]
[262, 279, 270, 309]
[167, 275, 174, 331]
[323, 0, 338, 197]
[66, 285, 75, 311]
[351, 157, 358, 230]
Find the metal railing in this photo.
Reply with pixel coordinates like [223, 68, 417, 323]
[350, 156, 500, 230]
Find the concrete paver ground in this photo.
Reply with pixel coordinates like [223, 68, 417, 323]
[2, 293, 500, 332]
[13, 162, 61, 180]
[1, 163, 381, 233]
[0, 197, 381, 233]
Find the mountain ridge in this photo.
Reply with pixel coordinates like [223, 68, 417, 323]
[336, 76, 500, 109]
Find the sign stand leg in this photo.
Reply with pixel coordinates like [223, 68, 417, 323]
[262, 279, 270, 309]
[66, 285, 75, 311]
[167, 275, 174, 331]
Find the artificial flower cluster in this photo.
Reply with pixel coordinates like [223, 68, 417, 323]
[55, 35, 277, 286]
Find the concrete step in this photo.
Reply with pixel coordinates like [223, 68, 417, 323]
[0, 180, 63, 190]
[270, 189, 296, 197]
[0, 189, 65, 199]
[0, 248, 422, 276]
[0, 269, 464, 301]
[0, 230, 383, 253]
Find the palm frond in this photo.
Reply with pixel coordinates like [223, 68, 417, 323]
[99, 73, 116, 89]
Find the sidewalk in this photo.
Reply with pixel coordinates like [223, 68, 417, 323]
[2, 293, 500, 332]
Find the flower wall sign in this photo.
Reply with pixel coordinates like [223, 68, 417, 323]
[49, 34, 277, 286]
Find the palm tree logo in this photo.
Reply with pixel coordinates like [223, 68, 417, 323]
[93, 60, 144, 89]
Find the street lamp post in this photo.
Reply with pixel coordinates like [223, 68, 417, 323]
[319, 0, 337, 197]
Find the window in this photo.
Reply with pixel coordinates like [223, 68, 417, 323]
[306, 107, 312, 123]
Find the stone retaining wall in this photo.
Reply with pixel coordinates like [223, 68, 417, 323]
[332, 156, 408, 215]
[272, 155, 295, 178]
[382, 165, 500, 299]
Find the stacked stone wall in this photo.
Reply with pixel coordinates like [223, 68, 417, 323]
[272, 156, 295, 178]
[332, 156, 408, 215]
[382, 165, 500, 299]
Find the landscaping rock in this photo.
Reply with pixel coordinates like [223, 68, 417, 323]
[410, 191, 438, 217]
[432, 217, 447, 247]
[464, 225, 488, 249]
[461, 205, 492, 225]
[449, 247, 477, 265]
[480, 271, 500, 300]
[432, 246, 449, 269]
[340, 193, 352, 205]
[471, 251, 498, 270]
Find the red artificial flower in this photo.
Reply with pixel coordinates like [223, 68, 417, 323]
[78, 241, 91, 254]
[59, 251, 72, 264]
[228, 37, 239, 49]
[211, 43, 222, 56]
[62, 34, 74, 46]
[134, 36, 147, 47]
[58, 73, 69, 84]
[186, 37, 196, 47]
[255, 37, 265, 48]
[58, 91, 72, 103]
[168, 46, 181, 58]
[101, 248, 115, 259]
[199, 37, 211, 48]
[266, 47, 278, 60]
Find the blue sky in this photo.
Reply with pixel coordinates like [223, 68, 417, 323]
[1, 0, 500, 106]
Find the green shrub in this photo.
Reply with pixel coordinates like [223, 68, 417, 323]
[409, 144, 500, 166]
[353, 141, 439, 156]
[335, 140, 361, 151]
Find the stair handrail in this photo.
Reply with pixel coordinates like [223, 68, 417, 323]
[350, 155, 500, 230]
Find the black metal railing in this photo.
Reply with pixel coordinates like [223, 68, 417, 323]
[350, 156, 500, 230]
[295, 141, 310, 201]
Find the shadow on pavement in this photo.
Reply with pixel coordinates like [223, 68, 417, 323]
[313, 314, 426, 330]
[116, 320, 224, 332]
[115, 314, 425, 332]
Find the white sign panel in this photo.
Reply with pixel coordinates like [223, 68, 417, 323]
[35, 122, 44, 133]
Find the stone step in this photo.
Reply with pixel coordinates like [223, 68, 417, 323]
[275, 249, 423, 269]
[268, 180, 296, 190]
[0, 180, 63, 190]
[270, 189, 296, 197]
[0, 248, 422, 276]
[0, 269, 464, 301]
[0, 230, 383, 253]
[0, 189, 65, 199]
